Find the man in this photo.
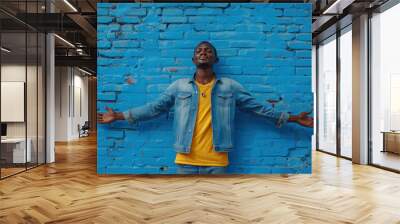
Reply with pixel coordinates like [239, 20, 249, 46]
[98, 41, 313, 174]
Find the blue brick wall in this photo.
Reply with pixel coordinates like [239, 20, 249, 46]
[97, 3, 313, 174]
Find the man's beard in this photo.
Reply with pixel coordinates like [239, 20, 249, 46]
[197, 62, 211, 69]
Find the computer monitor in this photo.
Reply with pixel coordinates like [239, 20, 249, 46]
[1, 123, 7, 137]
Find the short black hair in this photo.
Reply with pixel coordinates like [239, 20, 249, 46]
[194, 41, 218, 59]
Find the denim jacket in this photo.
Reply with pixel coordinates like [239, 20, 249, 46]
[123, 76, 289, 153]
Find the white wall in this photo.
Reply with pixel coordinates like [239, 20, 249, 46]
[1, 65, 40, 137]
[1, 63, 46, 164]
[55, 67, 89, 141]
[55, 66, 69, 141]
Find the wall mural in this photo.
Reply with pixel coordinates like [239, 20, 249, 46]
[97, 3, 313, 174]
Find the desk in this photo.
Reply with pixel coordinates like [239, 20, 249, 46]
[382, 131, 400, 154]
[1, 138, 31, 163]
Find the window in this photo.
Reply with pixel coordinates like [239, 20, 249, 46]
[370, 2, 400, 171]
[339, 27, 352, 158]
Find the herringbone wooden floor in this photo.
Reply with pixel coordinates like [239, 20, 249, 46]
[1, 135, 400, 224]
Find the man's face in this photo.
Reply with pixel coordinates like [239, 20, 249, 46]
[193, 43, 217, 68]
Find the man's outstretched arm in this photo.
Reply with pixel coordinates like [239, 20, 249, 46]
[233, 80, 313, 128]
[98, 81, 177, 124]
[287, 112, 313, 128]
[98, 107, 125, 124]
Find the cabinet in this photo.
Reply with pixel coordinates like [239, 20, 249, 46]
[382, 131, 400, 154]
[0, 138, 32, 164]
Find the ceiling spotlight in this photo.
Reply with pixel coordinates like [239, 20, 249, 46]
[63, 0, 78, 12]
[1, 47, 11, 53]
[78, 67, 93, 76]
[322, 0, 354, 15]
[54, 34, 75, 48]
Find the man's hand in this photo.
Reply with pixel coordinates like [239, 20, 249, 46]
[288, 112, 313, 128]
[97, 107, 125, 124]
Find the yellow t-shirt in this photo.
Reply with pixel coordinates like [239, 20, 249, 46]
[175, 78, 228, 167]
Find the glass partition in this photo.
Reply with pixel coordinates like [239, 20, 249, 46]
[27, 31, 38, 169]
[317, 35, 337, 155]
[0, 1, 46, 179]
[38, 32, 45, 165]
[1, 31, 28, 177]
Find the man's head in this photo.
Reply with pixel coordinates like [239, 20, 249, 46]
[192, 41, 219, 69]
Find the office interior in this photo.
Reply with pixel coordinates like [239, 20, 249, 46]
[0, 1, 399, 222]
[0, 0, 97, 179]
[0, 0, 399, 177]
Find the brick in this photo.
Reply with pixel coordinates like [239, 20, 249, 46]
[125, 32, 155, 40]
[98, 16, 113, 24]
[162, 8, 183, 16]
[217, 49, 238, 57]
[196, 8, 223, 15]
[287, 25, 301, 33]
[117, 32, 139, 40]
[183, 8, 198, 16]
[110, 4, 140, 17]
[265, 49, 294, 58]
[98, 58, 112, 66]
[224, 7, 253, 16]
[203, 3, 230, 7]
[229, 41, 258, 48]
[162, 16, 187, 24]
[116, 16, 140, 24]
[284, 9, 308, 17]
[209, 32, 238, 40]
[160, 32, 183, 40]
[296, 33, 312, 41]
[188, 16, 219, 23]
[235, 24, 265, 32]
[183, 31, 209, 40]
[161, 49, 192, 58]
[243, 67, 268, 75]
[126, 8, 146, 16]
[265, 59, 295, 66]
[141, 40, 158, 49]
[121, 24, 133, 32]
[296, 68, 310, 76]
[98, 66, 130, 75]
[245, 84, 275, 93]
[113, 40, 139, 48]
[288, 41, 311, 50]
[300, 24, 312, 32]
[106, 32, 117, 41]
[152, 3, 202, 8]
[159, 40, 198, 49]
[97, 8, 109, 16]
[287, 158, 304, 167]
[194, 23, 235, 32]
[98, 40, 111, 49]
[289, 148, 310, 157]
[98, 49, 122, 58]
[98, 24, 120, 32]
[166, 24, 192, 32]
[295, 59, 312, 67]
[215, 66, 242, 75]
